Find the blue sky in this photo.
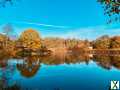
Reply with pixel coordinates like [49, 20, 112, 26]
[0, 0, 120, 40]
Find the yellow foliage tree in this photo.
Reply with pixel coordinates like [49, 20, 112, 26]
[18, 29, 41, 50]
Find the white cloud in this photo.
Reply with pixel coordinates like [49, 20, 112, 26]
[43, 25, 120, 40]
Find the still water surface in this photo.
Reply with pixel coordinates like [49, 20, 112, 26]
[0, 54, 120, 90]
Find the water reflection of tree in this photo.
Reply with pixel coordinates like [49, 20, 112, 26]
[2, 53, 120, 80]
[111, 56, 120, 69]
[38, 54, 91, 65]
[93, 55, 120, 70]
[5, 84, 21, 90]
[15, 54, 120, 79]
[93, 55, 112, 70]
[65, 54, 91, 64]
[16, 54, 92, 78]
[31, 54, 114, 68]
[17, 56, 40, 78]
[0, 58, 21, 89]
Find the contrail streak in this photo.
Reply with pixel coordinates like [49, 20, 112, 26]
[13, 21, 69, 28]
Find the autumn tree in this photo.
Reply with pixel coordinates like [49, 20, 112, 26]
[93, 35, 111, 49]
[0, 34, 9, 50]
[97, 0, 120, 23]
[42, 37, 66, 48]
[65, 39, 79, 49]
[18, 29, 41, 50]
[110, 36, 120, 48]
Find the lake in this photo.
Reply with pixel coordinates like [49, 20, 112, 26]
[0, 54, 120, 90]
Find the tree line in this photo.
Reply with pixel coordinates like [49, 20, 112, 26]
[0, 28, 120, 57]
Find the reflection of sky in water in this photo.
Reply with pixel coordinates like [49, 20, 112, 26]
[8, 60, 120, 90]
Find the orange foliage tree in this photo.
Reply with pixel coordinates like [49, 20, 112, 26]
[18, 29, 41, 50]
